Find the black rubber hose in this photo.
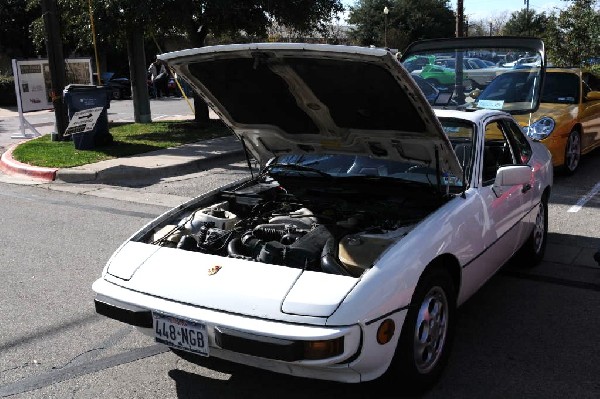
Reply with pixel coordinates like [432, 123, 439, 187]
[320, 238, 351, 276]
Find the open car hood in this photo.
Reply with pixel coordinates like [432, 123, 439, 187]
[400, 37, 546, 115]
[161, 43, 463, 179]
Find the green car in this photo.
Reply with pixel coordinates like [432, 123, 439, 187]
[401, 55, 436, 73]
[419, 64, 457, 86]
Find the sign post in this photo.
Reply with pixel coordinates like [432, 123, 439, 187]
[10, 58, 93, 139]
[11, 59, 41, 139]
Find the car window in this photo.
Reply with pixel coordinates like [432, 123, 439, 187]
[468, 59, 482, 68]
[439, 118, 475, 186]
[541, 73, 579, 104]
[502, 119, 532, 164]
[465, 59, 480, 69]
[482, 121, 516, 185]
[583, 72, 600, 91]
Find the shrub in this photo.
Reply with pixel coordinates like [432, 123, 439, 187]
[0, 74, 17, 106]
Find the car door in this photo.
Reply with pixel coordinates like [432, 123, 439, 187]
[462, 116, 532, 294]
[580, 73, 600, 151]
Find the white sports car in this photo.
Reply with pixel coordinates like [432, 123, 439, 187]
[93, 38, 552, 393]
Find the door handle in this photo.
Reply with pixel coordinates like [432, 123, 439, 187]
[522, 183, 532, 193]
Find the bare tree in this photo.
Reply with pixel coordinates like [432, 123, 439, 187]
[489, 11, 510, 35]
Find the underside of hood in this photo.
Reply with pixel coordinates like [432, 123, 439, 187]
[160, 44, 463, 179]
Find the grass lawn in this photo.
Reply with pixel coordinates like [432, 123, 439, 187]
[12, 120, 232, 168]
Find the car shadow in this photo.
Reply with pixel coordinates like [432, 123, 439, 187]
[88, 155, 249, 187]
[168, 366, 393, 399]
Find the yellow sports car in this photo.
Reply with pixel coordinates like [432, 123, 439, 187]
[474, 68, 600, 174]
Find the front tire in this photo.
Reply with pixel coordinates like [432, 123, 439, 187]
[385, 267, 456, 394]
[563, 130, 581, 175]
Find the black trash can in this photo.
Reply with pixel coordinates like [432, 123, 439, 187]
[63, 84, 112, 150]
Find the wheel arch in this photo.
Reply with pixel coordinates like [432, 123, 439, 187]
[420, 254, 461, 304]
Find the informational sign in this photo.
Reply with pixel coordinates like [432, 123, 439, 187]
[12, 58, 93, 113]
[64, 107, 103, 137]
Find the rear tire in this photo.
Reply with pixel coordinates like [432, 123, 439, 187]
[384, 267, 456, 395]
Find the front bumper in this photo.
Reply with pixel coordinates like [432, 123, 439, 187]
[92, 277, 407, 383]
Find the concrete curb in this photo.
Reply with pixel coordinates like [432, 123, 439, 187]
[0, 135, 246, 184]
[0, 144, 58, 181]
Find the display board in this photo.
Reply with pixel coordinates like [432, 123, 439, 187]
[12, 58, 93, 113]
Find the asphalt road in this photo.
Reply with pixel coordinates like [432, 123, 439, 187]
[0, 99, 599, 398]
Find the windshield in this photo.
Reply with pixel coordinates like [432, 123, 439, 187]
[474, 69, 579, 111]
[268, 119, 474, 191]
[399, 37, 545, 114]
[268, 154, 459, 189]
[470, 69, 542, 111]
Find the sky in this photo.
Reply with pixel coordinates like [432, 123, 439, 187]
[340, 1, 567, 21]
[449, 0, 566, 20]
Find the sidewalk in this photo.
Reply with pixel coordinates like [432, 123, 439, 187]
[0, 135, 245, 183]
[0, 102, 246, 183]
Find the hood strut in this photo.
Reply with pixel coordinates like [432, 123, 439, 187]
[434, 145, 442, 197]
[240, 137, 255, 178]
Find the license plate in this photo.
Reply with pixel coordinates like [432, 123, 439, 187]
[153, 312, 209, 357]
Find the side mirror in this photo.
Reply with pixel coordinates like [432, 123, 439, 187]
[492, 165, 532, 197]
[585, 91, 600, 101]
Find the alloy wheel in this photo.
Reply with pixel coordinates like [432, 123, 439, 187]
[413, 286, 449, 374]
[565, 131, 580, 173]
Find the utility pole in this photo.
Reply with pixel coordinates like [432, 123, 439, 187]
[383, 6, 389, 48]
[456, 0, 464, 38]
[455, 0, 465, 104]
[41, 0, 68, 141]
[525, 0, 530, 36]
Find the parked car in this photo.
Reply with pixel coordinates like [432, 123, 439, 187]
[92, 39, 552, 394]
[421, 57, 509, 89]
[501, 55, 541, 68]
[94, 72, 132, 100]
[473, 67, 600, 174]
[401, 54, 436, 73]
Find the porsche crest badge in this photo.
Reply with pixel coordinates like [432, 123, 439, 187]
[208, 265, 222, 275]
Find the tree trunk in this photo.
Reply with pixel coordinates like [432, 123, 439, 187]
[126, 28, 151, 123]
[41, 0, 68, 140]
[193, 94, 210, 125]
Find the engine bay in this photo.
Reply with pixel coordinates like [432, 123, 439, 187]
[144, 177, 444, 277]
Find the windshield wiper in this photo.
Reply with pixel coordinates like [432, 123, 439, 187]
[265, 163, 332, 178]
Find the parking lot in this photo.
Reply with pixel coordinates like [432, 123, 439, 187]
[0, 98, 599, 398]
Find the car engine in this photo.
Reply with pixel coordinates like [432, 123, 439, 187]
[146, 177, 440, 277]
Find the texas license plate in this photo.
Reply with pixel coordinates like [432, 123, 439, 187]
[153, 312, 209, 357]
